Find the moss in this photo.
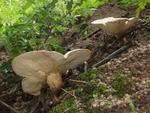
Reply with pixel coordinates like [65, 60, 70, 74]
[76, 69, 104, 81]
[112, 73, 132, 97]
[75, 82, 111, 112]
[99, 64, 109, 73]
[76, 70, 96, 81]
[76, 82, 113, 113]
[49, 98, 77, 113]
[74, 69, 113, 112]
[76, 83, 95, 101]
[49, 71, 132, 112]
[127, 95, 137, 113]
[93, 82, 108, 97]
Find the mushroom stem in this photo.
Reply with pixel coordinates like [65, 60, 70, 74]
[47, 72, 64, 98]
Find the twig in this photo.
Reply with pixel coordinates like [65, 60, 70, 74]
[68, 79, 88, 84]
[59, 93, 70, 103]
[92, 44, 131, 68]
[62, 106, 76, 113]
[82, 29, 101, 40]
[0, 100, 19, 113]
[0, 93, 11, 98]
[61, 88, 76, 99]
[0, 90, 17, 98]
[29, 101, 40, 113]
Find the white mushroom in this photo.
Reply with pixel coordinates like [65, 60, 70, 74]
[60, 49, 91, 73]
[12, 49, 91, 96]
[91, 17, 139, 37]
[22, 77, 43, 96]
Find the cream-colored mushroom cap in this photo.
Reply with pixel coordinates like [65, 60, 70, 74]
[22, 77, 43, 96]
[62, 49, 91, 72]
[12, 50, 63, 96]
[91, 17, 139, 37]
[12, 49, 91, 96]
[12, 50, 64, 78]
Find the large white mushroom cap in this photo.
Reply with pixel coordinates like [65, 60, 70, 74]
[12, 49, 91, 96]
[91, 17, 139, 37]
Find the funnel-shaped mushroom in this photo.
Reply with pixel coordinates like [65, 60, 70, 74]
[12, 49, 91, 96]
[91, 17, 139, 37]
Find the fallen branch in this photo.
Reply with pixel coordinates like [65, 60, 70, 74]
[82, 29, 101, 40]
[92, 44, 131, 68]
[0, 100, 19, 113]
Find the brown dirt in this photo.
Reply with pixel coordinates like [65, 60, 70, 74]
[0, 51, 9, 64]
[97, 41, 150, 113]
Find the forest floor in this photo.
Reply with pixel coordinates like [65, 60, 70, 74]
[0, 4, 150, 113]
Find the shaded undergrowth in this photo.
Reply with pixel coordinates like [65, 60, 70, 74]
[49, 69, 133, 113]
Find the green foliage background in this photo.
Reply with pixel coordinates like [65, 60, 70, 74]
[0, 0, 110, 56]
[0, 0, 149, 57]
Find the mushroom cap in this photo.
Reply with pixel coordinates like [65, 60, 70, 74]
[62, 49, 91, 72]
[12, 49, 91, 96]
[91, 17, 128, 25]
[91, 17, 139, 36]
[22, 77, 43, 96]
[12, 50, 63, 78]
[12, 49, 91, 75]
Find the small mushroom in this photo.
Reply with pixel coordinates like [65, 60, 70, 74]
[91, 17, 139, 37]
[12, 49, 91, 96]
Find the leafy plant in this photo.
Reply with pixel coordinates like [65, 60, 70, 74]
[49, 98, 77, 113]
[112, 73, 132, 97]
[127, 94, 137, 113]
[0, 60, 22, 92]
[77, 70, 98, 81]
[117, 0, 150, 16]
[92, 82, 108, 100]
[0, 0, 110, 57]
[136, 0, 150, 16]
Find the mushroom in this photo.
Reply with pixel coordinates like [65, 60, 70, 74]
[12, 49, 91, 96]
[91, 17, 139, 37]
